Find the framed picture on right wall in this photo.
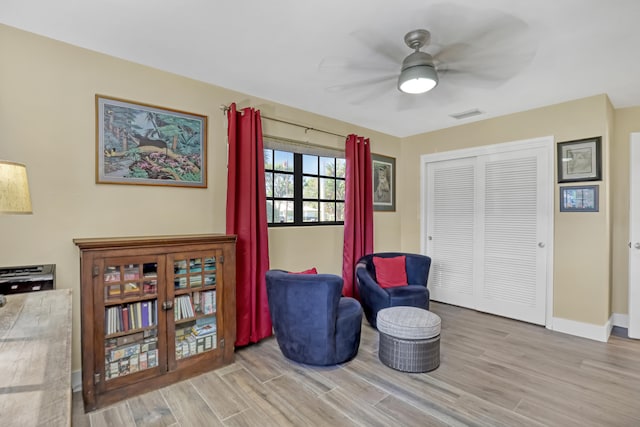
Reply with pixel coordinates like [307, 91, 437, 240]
[557, 136, 602, 183]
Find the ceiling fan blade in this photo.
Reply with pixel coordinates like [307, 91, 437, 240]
[350, 29, 406, 65]
[326, 74, 397, 93]
[424, 3, 536, 84]
[319, 57, 398, 73]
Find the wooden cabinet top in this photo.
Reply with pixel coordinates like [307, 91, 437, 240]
[73, 234, 237, 250]
[0, 289, 72, 426]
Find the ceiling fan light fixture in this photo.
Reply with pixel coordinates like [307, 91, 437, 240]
[398, 65, 438, 94]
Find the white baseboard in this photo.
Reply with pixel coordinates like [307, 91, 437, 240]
[551, 316, 612, 342]
[72, 370, 82, 392]
[612, 313, 629, 328]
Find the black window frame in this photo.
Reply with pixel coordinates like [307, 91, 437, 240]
[265, 148, 345, 227]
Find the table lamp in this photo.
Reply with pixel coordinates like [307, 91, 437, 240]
[0, 160, 32, 306]
[0, 160, 32, 214]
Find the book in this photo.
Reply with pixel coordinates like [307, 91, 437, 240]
[139, 352, 148, 370]
[122, 306, 129, 332]
[141, 301, 149, 328]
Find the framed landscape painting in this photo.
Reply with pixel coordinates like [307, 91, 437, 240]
[96, 95, 207, 187]
[372, 153, 396, 211]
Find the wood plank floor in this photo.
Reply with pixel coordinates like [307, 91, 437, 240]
[72, 302, 640, 426]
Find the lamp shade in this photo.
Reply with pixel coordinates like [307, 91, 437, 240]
[0, 160, 32, 214]
[398, 65, 438, 94]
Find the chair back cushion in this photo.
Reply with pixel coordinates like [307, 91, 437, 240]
[359, 252, 431, 286]
[372, 255, 407, 288]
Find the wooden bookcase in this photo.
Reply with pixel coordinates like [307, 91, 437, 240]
[74, 234, 236, 411]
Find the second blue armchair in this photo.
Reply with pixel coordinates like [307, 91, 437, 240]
[355, 252, 432, 328]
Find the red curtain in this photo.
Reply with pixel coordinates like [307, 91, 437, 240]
[342, 134, 374, 298]
[226, 103, 272, 346]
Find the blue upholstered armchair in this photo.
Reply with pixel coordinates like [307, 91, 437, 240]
[265, 270, 363, 365]
[355, 252, 432, 328]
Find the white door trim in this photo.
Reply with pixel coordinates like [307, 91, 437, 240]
[420, 135, 555, 328]
[629, 133, 640, 338]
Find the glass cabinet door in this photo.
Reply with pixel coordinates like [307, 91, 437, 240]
[171, 253, 219, 361]
[102, 257, 162, 382]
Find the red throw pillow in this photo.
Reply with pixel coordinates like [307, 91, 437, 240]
[291, 267, 318, 275]
[373, 256, 407, 288]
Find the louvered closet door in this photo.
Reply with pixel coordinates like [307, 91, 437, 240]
[476, 148, 548, 325]
[426, 157, 476, 309]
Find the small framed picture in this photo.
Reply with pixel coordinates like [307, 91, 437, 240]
[372, 153, 395, 212]
[557, 137, 602, 183]
[560, 185, 599, 212]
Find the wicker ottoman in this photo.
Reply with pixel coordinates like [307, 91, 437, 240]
[377, 306, 441, 373]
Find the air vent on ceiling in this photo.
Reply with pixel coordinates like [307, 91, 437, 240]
[450, 109, 483, 120]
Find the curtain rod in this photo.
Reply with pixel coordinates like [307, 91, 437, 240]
[220, 105, 347, 139]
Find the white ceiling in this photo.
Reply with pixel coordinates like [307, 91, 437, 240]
[2, 0, 640, 138]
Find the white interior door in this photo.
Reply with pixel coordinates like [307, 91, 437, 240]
[476, 148, 548, 325]
[425, 157, 476, 309]
[629, 133, 640, 338]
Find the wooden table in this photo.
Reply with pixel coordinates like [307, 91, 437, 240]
[0, 289, 72, 426]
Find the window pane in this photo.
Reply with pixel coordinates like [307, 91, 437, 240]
[265, 172, 273, 197]
[336, 179, 345, 200]
[274, 200, 294, 223]
[266, 200, 273, 223]
[320, 157, 335, 177]
[320, 178, 335, 200]
[336, 158, 346, 178]
[264, 149, 273, 170]
[303, 201, 318, 222]
[336, 202, 345, 221]
[303, 155, 318, 174]
[303, 176, 318, 198]
[320, 202, 335, 222]
[274, 173, 293, 197]
[274, 151, 293, 172]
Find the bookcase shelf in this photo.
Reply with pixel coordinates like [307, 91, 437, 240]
[75, 234, 236, 412]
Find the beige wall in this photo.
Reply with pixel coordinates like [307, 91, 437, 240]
[611, 107, 640, 314]
[0, 24, 401, 372]
[400, 95, 612, 325]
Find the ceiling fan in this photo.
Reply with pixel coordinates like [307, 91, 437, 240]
[397, 29, 439, 94]
[321, 4, 537, 106]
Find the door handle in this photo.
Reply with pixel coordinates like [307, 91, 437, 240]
[538, 242, 545, 248]
[635, 243, 640, 250]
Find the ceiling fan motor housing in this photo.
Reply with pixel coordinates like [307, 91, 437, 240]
[398, 51, 439, 93]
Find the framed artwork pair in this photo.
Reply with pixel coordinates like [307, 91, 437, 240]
[557, 136, 601, 212]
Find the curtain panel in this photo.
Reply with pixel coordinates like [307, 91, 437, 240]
[342, 134, 374, 298]
[226, 103, 272, 346]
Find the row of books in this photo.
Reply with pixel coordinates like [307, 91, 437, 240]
[175, 318, 217, 359]
[174, 295, 195, 320]
[105, 348, 159, 380]
[104, 265, 158, 284]
[106, 280, 157, 298]
[105, 300, 157, 334]
[174, 274, 216, 290]
[104, 330, 159, 380]
[174, 291, 216, 321]
[174, 258, 216, 275]
[193, 290, 216, 315]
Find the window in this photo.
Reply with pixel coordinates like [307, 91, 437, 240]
[264, 142, 345, 226]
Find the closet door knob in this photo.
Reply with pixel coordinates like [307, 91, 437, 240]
[538, 242, 545, 248]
